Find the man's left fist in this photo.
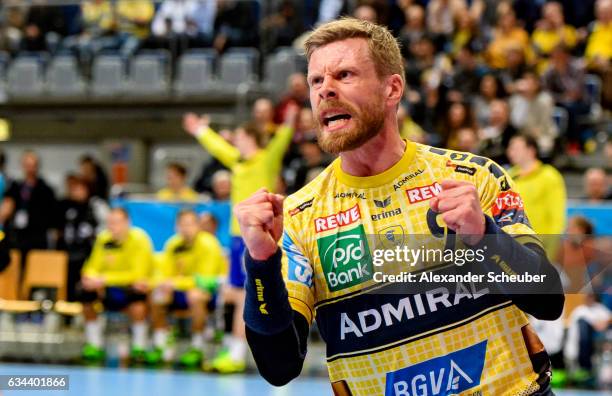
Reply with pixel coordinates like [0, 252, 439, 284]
[430, 179, 486, 246]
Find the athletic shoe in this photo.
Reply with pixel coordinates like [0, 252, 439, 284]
[82, 343, 105, 362]
[179, 348, 203, 367]
[144, 347, 164, 365]
[207, 348, 246, 374]
[550, 369, 567, 388]
[130, 347, 147, 364]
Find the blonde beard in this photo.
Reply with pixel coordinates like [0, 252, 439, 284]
[316, 104, 385, 154]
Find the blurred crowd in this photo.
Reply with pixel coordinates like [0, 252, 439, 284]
[0, 0, 610, 154]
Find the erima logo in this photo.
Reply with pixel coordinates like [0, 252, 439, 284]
[318, 224, 373, 291]
[371, 208, 402, 221]
[339, 283, 489, 340]
[374, 197, 391, 208]
[385, 341, 487, 396]
[393, 169, 424, 191]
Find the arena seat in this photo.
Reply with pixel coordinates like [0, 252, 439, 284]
[127, 50, 170, 97]
[0, 250, 21, 300]
[7, 55, 45, 98]
[46, 55, 86, 97]
[217, 50, 259, 93]
[174, 50, 216, 96]
[91, 54, 126, 97]
[262, 51, 300, 97]
[20, 250, 68, 302]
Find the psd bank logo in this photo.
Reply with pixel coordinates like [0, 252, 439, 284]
[318, 224, 373, 292]
[385, 340, 487, 396]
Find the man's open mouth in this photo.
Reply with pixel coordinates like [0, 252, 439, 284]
[323, 113, 352, 128]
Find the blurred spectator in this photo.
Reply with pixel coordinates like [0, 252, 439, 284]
[260, 0, 304, 54]
[57, 175, 108, 302]
[199, 212, 219, 235]
[146, 209, 227, 366]
[509, 71, 558, 157]
[157, 162, 199, 202]
[405, 34, 452, 93]
[498, 45, 529, 94]
[78, 207, 153, 363]
[274, 73, 309, 125]
[316, 0, 351, 26]
[285, 133, 330, 194]
[447, 43, 485, 104]
[585, 0, 612, 109]
[443, 101, 476, 150]
[564, 294, 611, 385]
[0, 2, 26, 54]
[530, 313, 566, 387]
[398, 5, 426, 60]
[473, 73, 507, 127]
[507, 134, 566, 257]
[252, 97, 278, 136]
[193, 128, 232, 195]
[543, 44, 590, 145]
[211, 170, 231, 201]
[0, 150, 7, 203]
[212, 0, 259, 53]
[584, 167, 612, 201]
[0, 227, 9, 273]
[0, 150, 57, 257]
[147, 0, 212, 55]
[63, 0, 154, 62]
[456, 127, 480, 153]
[426, 0, 465, 39]
[21, 0, 67, 53]
[397, 104, 427, 143]
[531, 2, 578, 63]
[353, 4, 378, 23]
[479, 99, 516, 164]
[486, 9, 531, 69]
[557, 216, 596, 293]
[79, 155, 109, 201]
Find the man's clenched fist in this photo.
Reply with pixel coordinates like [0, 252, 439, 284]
[430, 179, 486, 246]
[234, 188, 285, 260]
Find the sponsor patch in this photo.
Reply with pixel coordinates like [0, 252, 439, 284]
[492, 191, 529, 226]
[405, 182, 442, 204]
[334, 192, 366, 199]
[289, 198, 314, 216]
[318, 224, 372, 292]
[314, 204, 361, 233]
[446, 160, 476, 176]
[377, 225, 405, 248]
[283, 231, 313, 287]
[371, 208, 402, 221]
[385, 341, 487, 396]
[393, 169, 424, 191]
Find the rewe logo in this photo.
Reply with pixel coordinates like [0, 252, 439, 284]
[318, 225, 373, 291]
[405, 182, 442, 204]
[386, 341, 487, 396]
[314, 204, 361, 233]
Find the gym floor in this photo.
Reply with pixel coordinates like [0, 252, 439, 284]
[0, 363, 609, 396]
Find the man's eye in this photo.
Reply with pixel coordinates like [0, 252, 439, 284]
[311, 77, 322, 85]
[340, 71, 351, 79]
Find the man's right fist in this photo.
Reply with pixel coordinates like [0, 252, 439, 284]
[234, 188, 284, 260]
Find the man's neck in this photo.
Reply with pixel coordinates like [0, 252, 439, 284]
[339, 125, 406, 177]
[519, 159, 538, 175]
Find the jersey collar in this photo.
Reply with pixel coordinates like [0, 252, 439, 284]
[333, 140, 416, 189]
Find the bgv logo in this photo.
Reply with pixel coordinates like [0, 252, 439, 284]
[386, 341, 487, 396]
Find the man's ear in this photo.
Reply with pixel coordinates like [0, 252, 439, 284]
[385, 74, 404, 106]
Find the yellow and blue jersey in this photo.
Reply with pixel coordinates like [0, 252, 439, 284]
[281, 141, 544, 395]
[152, 231, 227, 291]
[82, 228, 154, 287]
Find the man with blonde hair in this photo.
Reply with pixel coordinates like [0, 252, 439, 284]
[235, 18, 563, 395]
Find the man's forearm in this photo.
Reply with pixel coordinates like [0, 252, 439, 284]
[474, 216, 565, 320]
[243, 249, 308, 386]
